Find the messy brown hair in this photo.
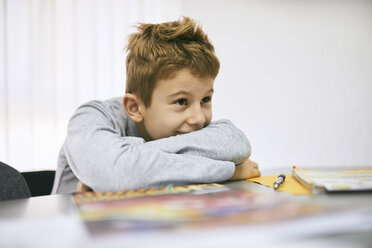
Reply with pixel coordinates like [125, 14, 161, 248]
[125, 17, 220, 107]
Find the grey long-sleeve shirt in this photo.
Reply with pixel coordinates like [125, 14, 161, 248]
[52, 97, 251, 194]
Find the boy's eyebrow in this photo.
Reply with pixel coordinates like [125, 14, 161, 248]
[203, 88, 214, 96]
[168, 90, 190, 97]
[168, 89, 214, 98]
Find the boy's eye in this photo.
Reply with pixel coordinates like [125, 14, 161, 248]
[175, 98, 187, 106]
[201, 96, 211, 104]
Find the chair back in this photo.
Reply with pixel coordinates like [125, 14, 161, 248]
[22, 171, 55, 197]
[0, 162, 31, 201]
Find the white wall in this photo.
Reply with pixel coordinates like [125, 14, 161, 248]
[182, 0, 372, 169]
[1, 0, 371, 172]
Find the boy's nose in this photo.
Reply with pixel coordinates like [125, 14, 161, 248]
[187, 105, 207, 129]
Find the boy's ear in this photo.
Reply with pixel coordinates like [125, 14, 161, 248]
[123, 93, 144, 123]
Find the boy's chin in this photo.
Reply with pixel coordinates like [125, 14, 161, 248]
[175, 131, 189, 135]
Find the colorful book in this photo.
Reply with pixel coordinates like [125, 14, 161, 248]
[73, 183, 325, 235]
[73, 183, 226, 204]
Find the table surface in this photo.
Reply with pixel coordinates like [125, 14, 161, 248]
[1, 179, 372, 248]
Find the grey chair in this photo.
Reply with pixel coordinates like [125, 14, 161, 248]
[0, 161, 31, 201]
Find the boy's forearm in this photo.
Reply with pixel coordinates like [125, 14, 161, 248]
[67, 143, 235, 192]
[61, 102, 242, 192]
[144, 119, 251, 164]
[65, 120, 235, 192]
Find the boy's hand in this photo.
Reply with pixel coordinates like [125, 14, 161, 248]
[77, 181, 93, 192]
[229, 158, 260, 181]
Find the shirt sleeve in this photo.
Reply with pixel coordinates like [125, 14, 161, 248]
[144, 119, 251, 165]
[63, 103, 235, 192]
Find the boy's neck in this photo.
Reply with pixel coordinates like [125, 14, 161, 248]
[135, 122, 153, 142]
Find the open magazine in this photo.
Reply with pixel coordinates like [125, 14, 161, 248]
[292, 166, 372, 193]
[73, 183, 325, 236]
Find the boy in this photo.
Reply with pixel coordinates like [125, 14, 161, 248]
[52, 17, 259, 194]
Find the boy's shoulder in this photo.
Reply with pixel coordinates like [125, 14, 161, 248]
[70, 96, 139, 137]
[78, 96, 123, 111]
[73, 97, 125, 120]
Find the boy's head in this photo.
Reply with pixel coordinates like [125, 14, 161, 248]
[123, 17, 220, 141]
[125, 17, 219, 107]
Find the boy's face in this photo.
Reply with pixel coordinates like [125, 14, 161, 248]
[137, 69, 214, 141]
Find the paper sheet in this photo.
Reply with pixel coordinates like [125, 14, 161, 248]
[248, 174, 312, 195]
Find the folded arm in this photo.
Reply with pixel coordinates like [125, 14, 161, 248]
[144, 119, 251, 165]
[65, 105, 235, 192]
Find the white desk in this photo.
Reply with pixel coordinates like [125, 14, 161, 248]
[0, 180, 371, 248]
